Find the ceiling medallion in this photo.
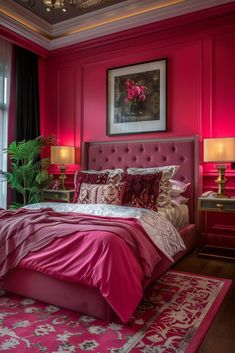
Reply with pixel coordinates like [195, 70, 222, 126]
[22, 0, 101, 13]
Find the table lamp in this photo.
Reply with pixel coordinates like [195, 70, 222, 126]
[51, 146, 75, 189]
[203, 137, 235, 198]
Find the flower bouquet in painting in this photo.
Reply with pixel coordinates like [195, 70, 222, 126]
[124, 79, 147, 118]
[113, 69, 161, 125]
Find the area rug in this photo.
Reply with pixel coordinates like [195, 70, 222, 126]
[0, 270, 231, 353]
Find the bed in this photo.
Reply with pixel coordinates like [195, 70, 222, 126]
[0, 136, 199, 322]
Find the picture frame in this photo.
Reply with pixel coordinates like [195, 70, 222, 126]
[106, 58, 167, 136]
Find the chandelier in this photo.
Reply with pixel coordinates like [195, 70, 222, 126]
[23, 0, 100, 13]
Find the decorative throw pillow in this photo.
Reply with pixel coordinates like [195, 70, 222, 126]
[127, 166, 179, 208]
[122, 173, 162, 211]
[73, 171, 109, 203]
[77, 182, 125, 205]
[170, 179, 190, 197]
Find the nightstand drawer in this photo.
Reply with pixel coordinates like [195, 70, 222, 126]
[199, 197, 235, 212]
[42, 189, 75, 203]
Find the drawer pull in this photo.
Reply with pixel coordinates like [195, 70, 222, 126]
[216, 203, 224, 209]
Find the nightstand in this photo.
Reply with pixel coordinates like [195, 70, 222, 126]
[198, 196, 235, 261]
[42, 189, 75, 203]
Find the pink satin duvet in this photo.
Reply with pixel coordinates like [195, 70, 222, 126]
[0, 207, 164, 322]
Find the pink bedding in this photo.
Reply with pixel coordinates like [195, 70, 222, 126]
[0, 207, 165, 323]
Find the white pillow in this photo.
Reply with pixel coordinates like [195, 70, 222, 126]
[170, 179, 190, 197]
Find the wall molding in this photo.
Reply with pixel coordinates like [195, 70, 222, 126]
[1, 0, 235, 52]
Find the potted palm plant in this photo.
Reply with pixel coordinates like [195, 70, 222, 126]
[0, 136, 54, 208]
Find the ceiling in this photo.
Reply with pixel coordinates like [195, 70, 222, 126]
[0, 0, 234, 51]
[13, 0, 127, 25]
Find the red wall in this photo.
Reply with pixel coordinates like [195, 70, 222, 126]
[41, 3, 235, 155]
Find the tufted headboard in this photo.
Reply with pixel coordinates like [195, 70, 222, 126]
[82, 136, 199, 224]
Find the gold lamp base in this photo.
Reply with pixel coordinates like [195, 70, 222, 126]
[215, 164, 229, 198]
[58, 164, 67, 190]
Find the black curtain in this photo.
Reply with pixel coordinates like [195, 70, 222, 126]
[14, 45, 40, 141]
[13, 46, 40, 204]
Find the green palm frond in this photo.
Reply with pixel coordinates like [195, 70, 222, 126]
[9, 202, 23, 210]
[0, 136, 54, 207]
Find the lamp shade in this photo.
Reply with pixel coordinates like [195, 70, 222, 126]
[204, 138, 235, 162]
[51, 146, 75, 164]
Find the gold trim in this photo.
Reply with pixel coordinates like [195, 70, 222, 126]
[0, 7, 52, 39]
[66, 0, 186, 38]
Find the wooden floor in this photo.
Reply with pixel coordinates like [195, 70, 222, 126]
[173, 250, 235, 353]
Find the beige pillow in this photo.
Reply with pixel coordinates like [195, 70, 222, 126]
[127, 165, 179, 181]
[81, 169, 124, 184]
[77, 182, 125, 205]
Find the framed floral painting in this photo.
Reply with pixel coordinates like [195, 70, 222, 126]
[106, 59, 167, 136]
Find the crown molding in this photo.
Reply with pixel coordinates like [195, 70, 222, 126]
[0, 0, 51, 49]
[0, 0, 234, 51]
[0, 0, 52, 32]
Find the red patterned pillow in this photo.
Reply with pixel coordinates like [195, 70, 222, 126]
[73, 171, 109, 203]
[77, 182, 125, 205]
[122, 173, 162, 211]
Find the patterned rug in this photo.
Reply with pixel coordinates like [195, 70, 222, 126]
[0, 270, 231, 353]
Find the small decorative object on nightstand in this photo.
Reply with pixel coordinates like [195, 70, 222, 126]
[42, 189, 75, 203]
[198, 194, 235, 261]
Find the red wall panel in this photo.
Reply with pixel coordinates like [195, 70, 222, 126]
[83, 63, 107, 141]
[57, 66, 77, 146]
[212, 33, 235, 136]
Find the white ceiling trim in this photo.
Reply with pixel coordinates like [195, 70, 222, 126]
[0, 0, 233, 51]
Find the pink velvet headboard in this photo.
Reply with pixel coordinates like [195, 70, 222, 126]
[82, 136, 199, 224]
